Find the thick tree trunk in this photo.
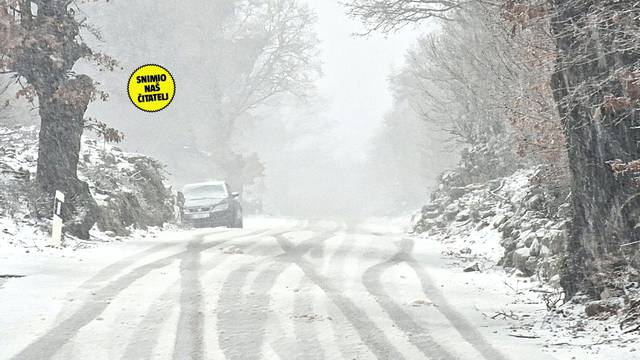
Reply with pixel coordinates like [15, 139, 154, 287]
[4, 2, 98, 239]
[35, 75, 98, 239]
[550, 1, 640, 298]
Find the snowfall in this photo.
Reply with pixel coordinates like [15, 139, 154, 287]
[0, 126, 639, 359]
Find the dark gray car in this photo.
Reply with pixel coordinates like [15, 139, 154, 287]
[180, 181, 243, 228]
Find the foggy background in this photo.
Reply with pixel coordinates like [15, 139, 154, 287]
[7, 0, 457, 218]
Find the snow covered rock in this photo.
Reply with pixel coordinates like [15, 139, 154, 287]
[492, 213, 509, 228]
[513, 247, 531, 274]
[414, 165, 570, 281]
[530, 238, 542, 257]
[443, 203, 460, 220]
[585, 300, 620, 317]
[541, 229, 567, 254]
[455, 209, 471, 222]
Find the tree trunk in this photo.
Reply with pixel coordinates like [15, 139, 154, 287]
[550, 1, 640, 298]
[35, 75, 98, 239]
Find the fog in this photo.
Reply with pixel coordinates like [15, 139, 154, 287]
[73, 1, 453, 218]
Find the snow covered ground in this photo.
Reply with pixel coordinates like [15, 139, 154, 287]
[411, 166, 640, 359]
[421, 222, 640, 359]
[1, 215, 637, 359]
[0, 216, 562, 360]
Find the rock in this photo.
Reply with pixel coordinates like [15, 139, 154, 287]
[526, 194, 544, 210]
[532, 219, 547, 231]
[557, 203, 571, 218]
[500, 250, 515, 267]
[542, 230, 566, 254]
[500, 237, 517, 252]
[600, 288, 624, 300]
[479, 209, 496, 219]
[539, 245, 551, 258]
[460, 247, 472, 254]
[223, 246, 244, 255]
[530, 238, 541, 257]
[525, 256, 539, 275]
[513, 248, 531, 273]
[449, 187, 469, 200]
[444, 203, 460, 220]
[464, 263, 481, 272]
[414, 221, 433, 233]
[422, 203, 439, 213]
[524, 232, 537, 247]
[455, 210, 471, 222]
[535, 229, 547, 240]
[493, 214, 509, 228]
[520, 221, 533, 231]
[540, 233, 553, 248]
[422, 210, 440, 219]
[585, 300, 619, 317]
[412, 299, 435, 307]
[552, 220, 571, 230]
[476, 221, 490, 230]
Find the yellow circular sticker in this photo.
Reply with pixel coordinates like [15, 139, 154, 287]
[128, 64, 175, 112]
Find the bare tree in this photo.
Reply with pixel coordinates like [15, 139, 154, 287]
[392, 5, 566, 179]
[201, 0, 321, 190]
[220, 0, 320, 132]
[347, 0, 640, 298]
[345, 0, 465, 33]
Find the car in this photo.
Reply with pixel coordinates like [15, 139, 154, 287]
[179, 181, 243, 228]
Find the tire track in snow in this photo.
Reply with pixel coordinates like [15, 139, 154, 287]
[320, 230, 389, 360]
[289, 229, 339, 360]
[11, 230, 265, 360]
[52, 229, 233, 326]
[77, 228, 234, 293]
[120, 285, 175, 360]
[400, 238, 511, 360]
[120, 228, 288, 360]
[216, 229, 336, 360]
[292, 284, 325, 360]
[275, 233, 406, 360]
[285, 226, 351, 360]
[259, 228, 337, 359]
[324, 232, 364, 360]
[362, 251, 458, 359]
[172, 238, 205, 360]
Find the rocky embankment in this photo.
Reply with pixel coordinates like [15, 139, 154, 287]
[413, 166, 570, 281]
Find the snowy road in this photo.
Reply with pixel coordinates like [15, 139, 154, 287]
[0, 218, 554, 360]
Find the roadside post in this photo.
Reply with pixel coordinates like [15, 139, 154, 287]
[51, 190, 64, 247]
